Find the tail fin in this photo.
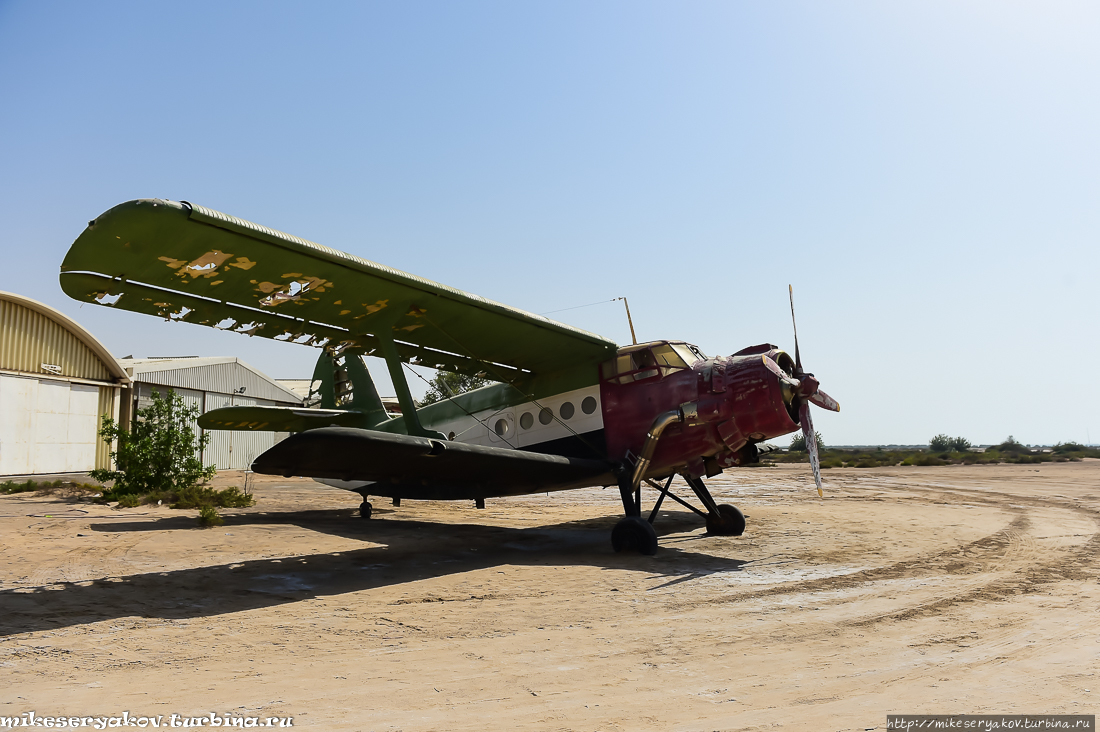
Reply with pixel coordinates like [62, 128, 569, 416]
[309, 351, 389, 427]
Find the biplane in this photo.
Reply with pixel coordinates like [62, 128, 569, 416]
[60, 199, 839, 554]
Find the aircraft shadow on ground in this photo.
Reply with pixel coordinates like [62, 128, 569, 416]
[0, 509, 749, 637]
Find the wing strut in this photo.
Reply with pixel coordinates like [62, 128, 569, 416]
[376, 330, 445, 439]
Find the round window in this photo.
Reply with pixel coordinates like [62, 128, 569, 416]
[494, 418, 509, 437]
[519, 412, 534, 430]
[538, 407, 553, 425]
[581, 396, 598, 415]
[560, 401, 575, 420]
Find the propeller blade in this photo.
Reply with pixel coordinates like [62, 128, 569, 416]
[761, 354, 800, 387]
[809, 389, 840, 413]
[789, 284, 802, 372]
[799, 401, 823, 498]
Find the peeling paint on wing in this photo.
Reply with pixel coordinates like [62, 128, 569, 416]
[176, 251, 233, 279]
[158, 256, 188, 269]
[227, 257, 256, 270]
[214, 317, 237, 329]
[235, 321, 264, 335]
[256, 275, 335, 307]
[169, 306, 193, 321]
[93, 292, 123, 305]
[354, 299, 389, 318]
[396, 324, 424, 332]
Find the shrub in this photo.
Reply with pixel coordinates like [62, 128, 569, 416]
[198, 505, 224, 527]
[116, 494, 141, 508]
[90, 390, 216, 499]
[1, 480, 38, 494]
[172, 485, 254, 510]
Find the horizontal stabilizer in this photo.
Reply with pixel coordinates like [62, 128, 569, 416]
[198, 406, 370, 432]
[252, 427, 616, 500]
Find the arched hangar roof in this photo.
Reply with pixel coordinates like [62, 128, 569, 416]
[0, 291, 129, 384]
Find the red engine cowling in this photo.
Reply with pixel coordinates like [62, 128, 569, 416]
[600, 342, 801, 480]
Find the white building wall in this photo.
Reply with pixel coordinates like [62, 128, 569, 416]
[0, 375, 101, 475]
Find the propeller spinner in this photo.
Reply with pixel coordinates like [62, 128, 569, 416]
[759, 286, 840, 497]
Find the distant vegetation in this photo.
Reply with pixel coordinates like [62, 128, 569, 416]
[929, 434, 971, 452]
[417, 371, 492, 407]
[788, 430, 825, 452]
[767, 435, 1100, 469]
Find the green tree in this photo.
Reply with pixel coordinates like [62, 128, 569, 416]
[789, 431, 824, 452]
[417, 371, 492, 406]
[949, 436, 972, 452]
[90, 390, 216, 498]
[991, 435, 1030, 454]
[929, 434, 952, 452]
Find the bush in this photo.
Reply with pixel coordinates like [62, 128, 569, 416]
[116, 494, 141, 508]
[902, 454, 948, 466]
[90, 390, 216, 500]
[172, 485, 254, 510]
[198, 505, 224, 527]
[1, 479, 39, 494]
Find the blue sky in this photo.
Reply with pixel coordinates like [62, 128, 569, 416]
[1, 1, 1097, 446]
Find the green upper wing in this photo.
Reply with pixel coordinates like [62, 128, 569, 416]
[60, 199, 618, 380]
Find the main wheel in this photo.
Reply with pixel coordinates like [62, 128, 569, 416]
[611, 516, 658, 555]
[706, 504, 745, 536]
[359, 501, 373, 519]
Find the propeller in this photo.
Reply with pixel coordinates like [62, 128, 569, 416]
[759, 286, 840, 497]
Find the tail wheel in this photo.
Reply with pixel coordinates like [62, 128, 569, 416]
[706, 504, 745, 536]
[359, 501, 373, 519]
[611, 516, 658, 555]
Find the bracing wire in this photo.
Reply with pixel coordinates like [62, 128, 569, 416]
[418, 314, 607, 459]
[401, 362, 518, 448]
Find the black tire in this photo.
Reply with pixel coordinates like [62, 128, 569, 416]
[611, 516, 658, 555]
[360, 501, 373, 519]
[706, 504, 745, 536]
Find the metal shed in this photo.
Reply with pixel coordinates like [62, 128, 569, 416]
[0, 291, 129, 475]
[118, 357, 303, 470]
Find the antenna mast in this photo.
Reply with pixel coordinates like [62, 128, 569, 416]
[619, 297, 637, 345]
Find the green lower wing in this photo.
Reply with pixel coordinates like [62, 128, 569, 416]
[198, 406, 370, 433]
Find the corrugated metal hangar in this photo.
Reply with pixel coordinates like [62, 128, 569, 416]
[119, 357, 302, 470]
[1, 291, 305, 476]
[0, 291, 129, 475]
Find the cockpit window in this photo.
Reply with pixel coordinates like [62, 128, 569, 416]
[671, 344, 702, 366]
[601, 343, 694, 383]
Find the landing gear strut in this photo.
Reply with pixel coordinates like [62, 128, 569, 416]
[685, 476, 746, 536]
[611, 473, 745, 553]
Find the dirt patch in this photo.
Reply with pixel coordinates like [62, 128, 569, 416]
[2, 462, 1098, 729]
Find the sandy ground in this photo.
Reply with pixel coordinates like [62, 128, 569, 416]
[2, 461, 1099, 730]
